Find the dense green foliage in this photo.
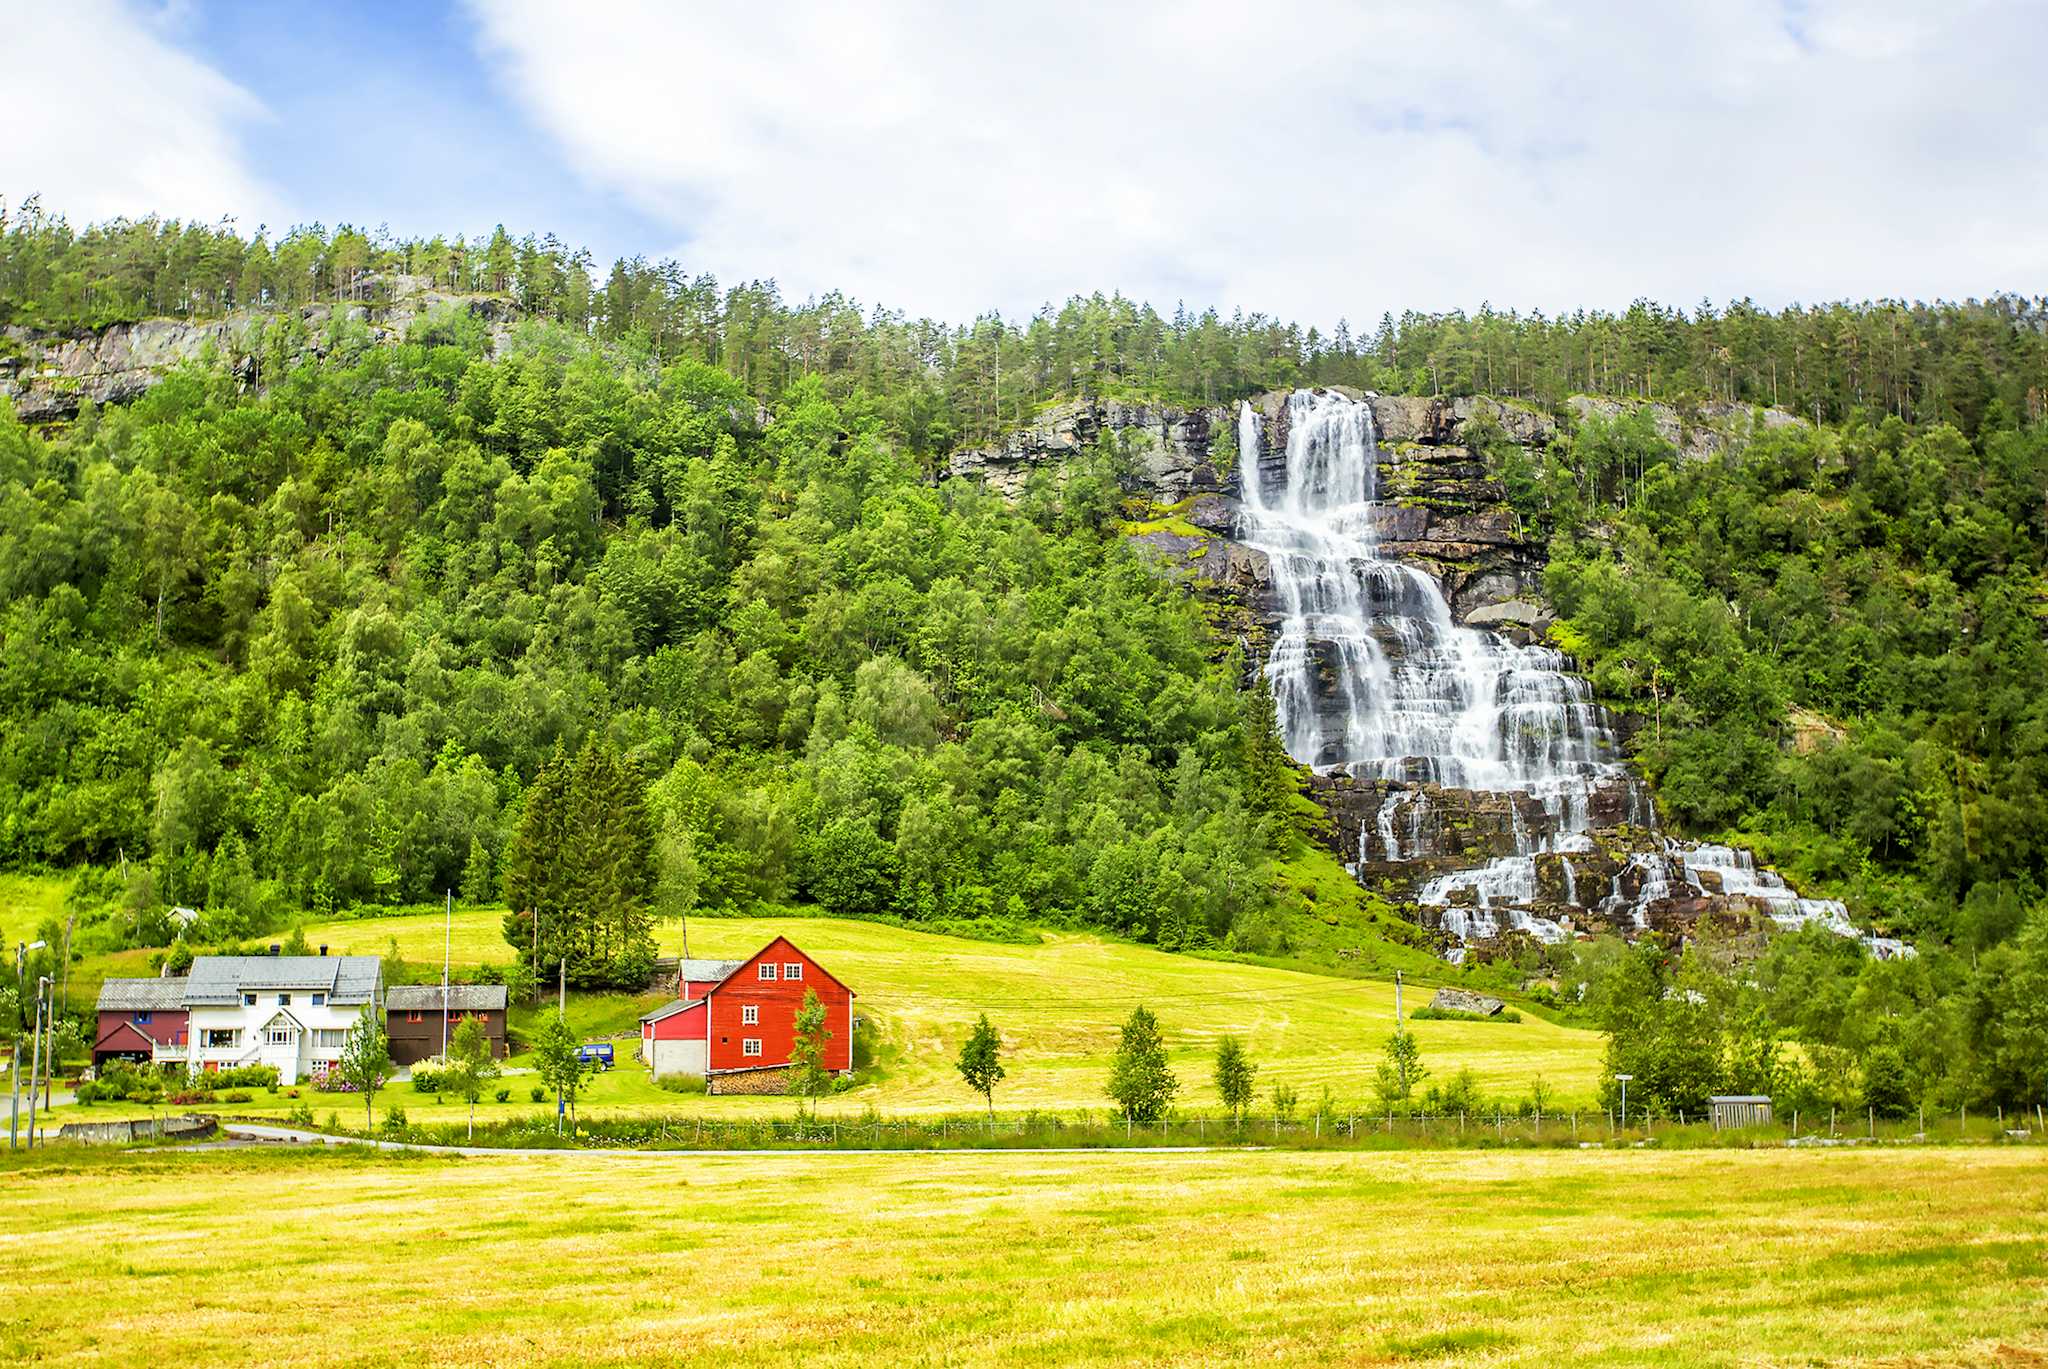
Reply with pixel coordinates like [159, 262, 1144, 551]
[1212, 1034, 1257, 1122]
[1526, 407, 2048, 945]
[7, 200, 2043, 447]
[500, 738, 657, 988]
[1105, 1005, 1177, 1123]
[1584, 908, 2048, 1115]
[0, 304, 1277, 964]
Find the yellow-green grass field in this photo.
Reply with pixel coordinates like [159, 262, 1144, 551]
[2, 1145, 2044, 1366]
[0, 870, 68, 949]
[309, 908, 1601, 1113]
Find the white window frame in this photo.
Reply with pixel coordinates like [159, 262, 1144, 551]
[205, 1028, 240, 1049]
[312, 1028, 345, 1049]
[277, 993, 292, 1006]
[743, 1038, 763, 1057]
[267, 1027, 293, 1046]
[312, 993, 326, 1007]
[757, 963, 777, 981]
[784, 962, 803, 980]
[742, 1004, 759, 1025]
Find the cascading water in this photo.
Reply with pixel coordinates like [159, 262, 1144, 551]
[1241, 388, 1904, 960]
[1238, 392, 1624, 805]
[1239, 390, 1634, 941]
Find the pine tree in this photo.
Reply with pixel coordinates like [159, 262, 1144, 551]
[1244, 671, 1296, 839]
[460, 837, 493, 908]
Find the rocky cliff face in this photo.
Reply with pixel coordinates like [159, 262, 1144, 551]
[948, 385, 1836, 962]
[0, 275, 518, 423]
[947, 398, 1224, 499]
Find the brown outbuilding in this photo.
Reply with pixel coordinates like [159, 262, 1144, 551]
[385, 984, 509, 1065]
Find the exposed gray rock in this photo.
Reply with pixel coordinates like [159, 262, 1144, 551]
[0, 275, 522, 423]
[947, 397, 1219, 499]
[1428, 988, 1506, 1016]
[1566, 395, 1806, 462]
[1464, 598, 1553, 630]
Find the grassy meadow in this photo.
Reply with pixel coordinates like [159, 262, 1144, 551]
[2, 1144, 2044, 1365]
[310, 907, 1602, 1113]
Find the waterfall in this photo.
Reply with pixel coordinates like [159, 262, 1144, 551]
[1241, 389, 1631, 942]
[1238, 390, 1629, 803]
[1239, 389, 1902, 961]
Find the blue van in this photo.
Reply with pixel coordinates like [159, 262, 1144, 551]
[576, 1042, 615, 1070]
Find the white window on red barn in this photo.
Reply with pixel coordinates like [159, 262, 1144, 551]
[743, 1038, 762, 1057]
[742, 1004, 758, 1024]
[784, 963, 802, 980]
[758, 963, 777, 981]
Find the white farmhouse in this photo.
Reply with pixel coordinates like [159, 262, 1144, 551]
[184, 955, 382, 1085]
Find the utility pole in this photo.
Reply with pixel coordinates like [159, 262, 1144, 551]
[26, 976, 49, 1147]
[1394, 970, 1403, 1022]
[8, 940, 44, 1148]
[441, 890, 452, 1060]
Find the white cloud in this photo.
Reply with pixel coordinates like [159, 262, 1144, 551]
[469, 0, 2048, 326]
[0, 1, 278, 230]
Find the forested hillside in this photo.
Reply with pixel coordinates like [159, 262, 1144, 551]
[6, 200, 2044, 444]
[1, 201, 2045, 989]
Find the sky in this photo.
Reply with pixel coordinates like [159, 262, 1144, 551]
[3, 0, 2043, 328]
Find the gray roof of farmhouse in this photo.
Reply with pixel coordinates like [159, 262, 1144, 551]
[678, 959, 745, 983]
[385, 984, 508, 1013]
[184, 955, 381, 1006]
[96, 977, 191, 1013]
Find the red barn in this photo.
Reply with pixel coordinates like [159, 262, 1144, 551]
[639, 937, 855, 1093]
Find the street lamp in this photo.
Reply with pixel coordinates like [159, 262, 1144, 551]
[1615, 1073, 1634, 1131]
[9, 940, 47, 1150]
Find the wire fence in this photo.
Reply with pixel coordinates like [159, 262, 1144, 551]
[379, 1103, 2048, 1153]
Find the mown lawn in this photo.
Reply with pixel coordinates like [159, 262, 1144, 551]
[297, 907, 1605, 1112]
[1, 1145, 2043, 1365]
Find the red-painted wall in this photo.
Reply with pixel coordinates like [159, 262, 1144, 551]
[706, 938, 854, 1074]
[96, 1008, 186, 1049]
[644, 999, 705, 1042]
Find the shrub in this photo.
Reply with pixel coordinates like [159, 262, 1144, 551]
[325, 1111, 341, 1132]
[494, 1088, 511, 1104]
[213, 1065, 280, 1090]
[167, 1089, 217, 1106]
[380, 1106, 408, 1137]
[288, 1102, 316, 1128]
[411, 1064, 449, 1093]
[529, 1086, 546, 1103]
[223, 1091, 253, 1104]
